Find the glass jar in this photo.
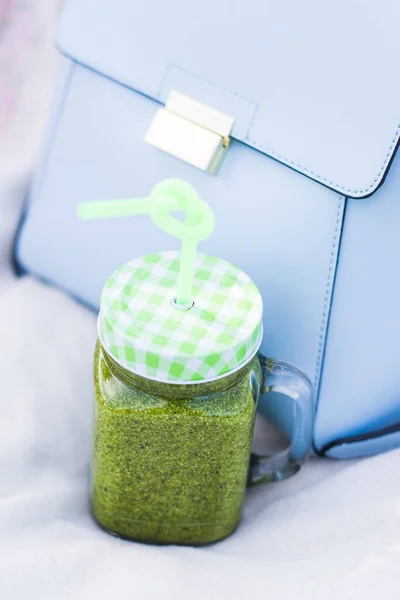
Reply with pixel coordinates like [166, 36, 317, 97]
[92, 340, 314, 545]
[92, 340, 262, 545]
[91, 251, 314, 545]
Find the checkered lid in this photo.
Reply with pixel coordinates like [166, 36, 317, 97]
[98, 251, 263, 383]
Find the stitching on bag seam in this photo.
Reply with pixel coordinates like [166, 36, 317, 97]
[156, 63, 259, 107]
[313, 196, 345, 390]
[246, 103, 260, 140]
[246, 132, 400, 196]
[155, 62, 400, 195]
[63, 55, 400, 195]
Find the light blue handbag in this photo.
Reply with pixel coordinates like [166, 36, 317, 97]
[17, 0, 400, 459]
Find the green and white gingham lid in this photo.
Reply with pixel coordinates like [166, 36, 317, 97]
[98, 251, 263, 383]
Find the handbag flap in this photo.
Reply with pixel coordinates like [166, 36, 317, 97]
[57, 0, 400, 198]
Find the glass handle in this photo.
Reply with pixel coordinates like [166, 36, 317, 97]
[249, 356, 315, 485]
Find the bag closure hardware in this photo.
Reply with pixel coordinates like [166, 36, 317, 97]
[145, 91, 234, 174]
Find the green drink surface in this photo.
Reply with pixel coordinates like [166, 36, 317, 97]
[92, 341, 260, 545]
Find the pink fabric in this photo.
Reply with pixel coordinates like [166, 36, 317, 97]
[0, 0, 13, 26]
[0, 0, 38, 135]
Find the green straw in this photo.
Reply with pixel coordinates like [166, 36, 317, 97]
[77, 179, 215, 307]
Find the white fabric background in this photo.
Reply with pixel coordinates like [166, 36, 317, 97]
[1, 2, 400, 598]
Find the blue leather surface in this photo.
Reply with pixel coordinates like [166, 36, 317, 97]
[314, 154, 400, 451]
[17, 63, 344, 397]
[57, 0, 400, 197]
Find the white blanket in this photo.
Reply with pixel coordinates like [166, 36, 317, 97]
[1, 3, 399, 598]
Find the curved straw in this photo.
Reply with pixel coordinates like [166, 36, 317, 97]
[77, 179, 215, 306]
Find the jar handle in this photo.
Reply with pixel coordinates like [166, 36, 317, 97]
[249, 356, 314, 485]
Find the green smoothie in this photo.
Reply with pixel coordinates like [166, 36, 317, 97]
[92, 341, 261, 545]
